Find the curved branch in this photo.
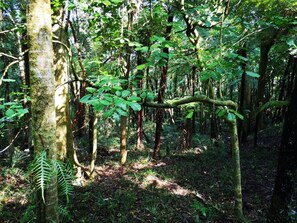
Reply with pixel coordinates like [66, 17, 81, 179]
[143, 95, 237, 109]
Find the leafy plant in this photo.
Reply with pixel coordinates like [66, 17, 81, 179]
[29, 151, 73, 203]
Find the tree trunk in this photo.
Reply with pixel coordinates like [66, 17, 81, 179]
[136, 55, 145, 150]
[153, 11, 174, 159]
[53, 4, 72, 161]
[227, 118, 245, 222]
[267, 60, 297, 223]
[90, 112, 98, 178]
[238, 46, 251, 143]
[27, 0, 58, 222]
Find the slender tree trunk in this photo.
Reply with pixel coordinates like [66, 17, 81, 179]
[153, 11, 174, 159]
[27, 0, 58, 222]
[267, 69, 297, 223]
[53, 4, 72, 160]
[136, 55, 145, 150]
[119, 0, 136, 164]
[227, 118, 245, 222]
[254, 41, 273, 146]
[69, 21, 87, 138]
[238, 46, 251, 143]
[90, 112, 98, 178]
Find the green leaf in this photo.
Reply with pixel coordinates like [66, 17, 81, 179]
[246, 71, 260, 78]
[121, 90, 130, 98]
[100, 100, 111, 106]
[128, 95, 141, 102]
[227, 113, 236, 121]
[216, 109, 226, 117]
[233, 111, 244, 120]
[80, 95, 92, 103]
[5, 109, 15, 118]
[129, 102, 141, 111]
[103, 109, 114, 118]
[116, 108, 128, 116]
[186, 111, 194, 119]
[86, 87, 97, 93]
[137, 64, 147, 70]
[102, 0, 111, 6]
[286, 39, 295, 46]
[31, 151, 52, 203]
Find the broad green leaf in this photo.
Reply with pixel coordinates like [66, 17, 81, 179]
[246, 71, 260, 78]
[121, 90, 130, 98]
[216, 109, 226, 117]
[128, 95, 141, 102]
[186, 111, 193, 119]
[86, 87, 97, 93]
[227, 113, 236, 121]
[103, 109, 114, 118]
[5, 109, 15, 118]
[116, 108, 128, 116]
[80, 95, 92, 103]
[100, 100, 111, 106]
[129, 102, 141, 111]
[137, 64, 147, 70]
[233, 111, 244, 120]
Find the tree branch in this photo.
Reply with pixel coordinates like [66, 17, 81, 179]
[143, 95, 237, 109]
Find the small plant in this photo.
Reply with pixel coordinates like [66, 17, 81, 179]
[29, 150, 73, 202]
[192, 200, 208, 218]
[11, 147, 29, 168]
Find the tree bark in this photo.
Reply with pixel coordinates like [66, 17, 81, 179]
[267, 61, 297, 223]
[27, 0, 58, 222]
[153, 11, 174, 159]
[53, 4, 72, 161]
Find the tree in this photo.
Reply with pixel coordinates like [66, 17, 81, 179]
[267, 57, 297, 222]
[27, 0, 58, 222]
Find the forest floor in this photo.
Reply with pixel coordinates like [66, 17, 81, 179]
[1, 123, 296, 223]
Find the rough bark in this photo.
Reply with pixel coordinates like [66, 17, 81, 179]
[267, 66, 297, 223]
[27, 0, 58, 222]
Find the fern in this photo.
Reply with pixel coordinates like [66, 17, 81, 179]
[55, 160, 73, 203]
[28, 150, 74, 207]
[31, 151, 52, 202]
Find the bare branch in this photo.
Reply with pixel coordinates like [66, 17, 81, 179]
[0, 128, 23, 154]
[0, 27, 18, 34]
[0, 60, 20, 86]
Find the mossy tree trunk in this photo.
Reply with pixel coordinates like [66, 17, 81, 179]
[53, 4, 73, 161]
[27, 1, 58, 222]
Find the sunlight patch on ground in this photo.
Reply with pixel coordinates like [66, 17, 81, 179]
[140, 174, 205, 198]
[181, 146, 207, 154]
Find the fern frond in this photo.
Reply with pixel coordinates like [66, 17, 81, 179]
[31, 151, 52, 202]
[55, 160, 74, 203]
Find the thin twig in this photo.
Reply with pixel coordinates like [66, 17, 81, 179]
[0, 60, 20, 86]
[0, 27, 18, 34]
[0, 128, 23, 153]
